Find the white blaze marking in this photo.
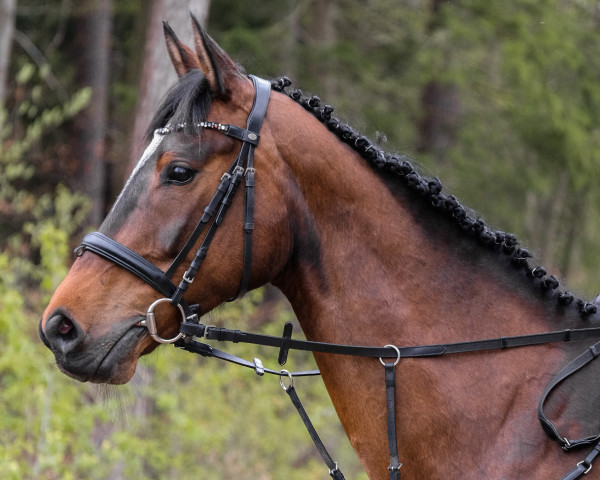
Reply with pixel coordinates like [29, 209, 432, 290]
[108, 130, 164, 216]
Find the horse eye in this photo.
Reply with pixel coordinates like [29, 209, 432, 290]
[166, 164, 196, 185]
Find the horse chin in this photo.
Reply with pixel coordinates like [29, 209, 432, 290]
[90, 326, 149, 384]
[53, 322, 151, 385]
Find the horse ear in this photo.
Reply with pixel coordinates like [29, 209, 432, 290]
[190, 12, 243, 97]
[163, 21, 200, 77]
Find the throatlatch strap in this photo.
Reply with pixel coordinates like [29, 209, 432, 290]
[283, 383, 345, 480]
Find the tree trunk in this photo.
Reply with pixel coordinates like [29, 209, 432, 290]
[127, 0, 211, 172]
[417, 0, 462, 164]
[71, 0, 113, 227]
[0, 0, 16, 107]
[304, 0, 338, 101]
[123, 0, 211, 458]
[418, 81, 461, 163]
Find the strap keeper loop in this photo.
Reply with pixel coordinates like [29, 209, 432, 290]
[232, 329, 243, 343]
[278, 322, 294, 366]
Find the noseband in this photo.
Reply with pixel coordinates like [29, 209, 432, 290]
[76, 75, 271, 343]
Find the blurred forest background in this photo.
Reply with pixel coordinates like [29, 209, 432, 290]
[1, 0, 600, 478]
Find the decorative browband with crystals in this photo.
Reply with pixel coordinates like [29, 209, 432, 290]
[156, 121, 259, 145]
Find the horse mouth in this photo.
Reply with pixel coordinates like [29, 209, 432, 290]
[90, 323, 149, 384]
[48, 318, 149, 384]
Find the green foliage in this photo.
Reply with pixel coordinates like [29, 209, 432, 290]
[4, 1, 600, 479]
[1, 56, 366, 478]
[2, 5, 369, 479]
[421, 0, 600, 292]
[0, 59, 97, 479]
[96, 297, 367, 479]
[211, 0, 600, 294]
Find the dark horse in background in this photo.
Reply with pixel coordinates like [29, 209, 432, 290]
[40, 15, 600, 479]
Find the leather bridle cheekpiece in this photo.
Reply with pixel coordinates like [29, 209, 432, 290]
[76, 75, 272, 343]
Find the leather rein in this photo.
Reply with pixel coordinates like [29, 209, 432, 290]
[75, 75, 600, 480]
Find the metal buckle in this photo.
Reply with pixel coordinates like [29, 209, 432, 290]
[577, 461, 592, 475]
[202, 324, 216, 339]
[253, 357, 265, 376]
[182, 270, 194, 284]
[138, 297, 185, 344]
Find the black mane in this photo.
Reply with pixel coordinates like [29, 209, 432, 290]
[270, 76, 598, 319]
[144, 71, 597, 319]
[145, 69, 212, 140]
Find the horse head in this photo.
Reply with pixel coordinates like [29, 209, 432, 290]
[40, 16, 299, 384]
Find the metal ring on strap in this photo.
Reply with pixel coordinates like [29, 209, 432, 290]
[140, 297, 185, 344]
[279, 369, 294, 391]
[379, 344, 401, 367]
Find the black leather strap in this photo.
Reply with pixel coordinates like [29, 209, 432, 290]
[179, 321, 600, 360]
[539, 339, 600, 450]
[164, 170, 233, 279]
[384, 362, 402, 479]
[222, 124, 260, 144]
[175, 336, 320, 377]
[80, 232, 176, 298]
[283, 383, 346, 479]
[234, 75, 271, 300]
[278, 321, 294, 365]
[168, 75, 270, 305]
[560, 440, 600, 480]
[170, 165, 245, 305]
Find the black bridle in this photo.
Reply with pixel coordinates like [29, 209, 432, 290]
[73, 74, 600, 480]
[77, 74, 271, 343]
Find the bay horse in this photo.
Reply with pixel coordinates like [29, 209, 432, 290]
[40, 16, 600, 479]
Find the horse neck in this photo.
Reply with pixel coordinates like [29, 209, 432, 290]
[269, 101, 558, 347]
[267, 96, 600, 479]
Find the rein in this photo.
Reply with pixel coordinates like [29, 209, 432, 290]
[74, 74, 600, 479]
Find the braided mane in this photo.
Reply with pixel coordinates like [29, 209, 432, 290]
[270, 76, 598, 319]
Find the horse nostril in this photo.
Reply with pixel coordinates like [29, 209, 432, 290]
[43, 312, 83, 355]
[58, 318, 74, 335]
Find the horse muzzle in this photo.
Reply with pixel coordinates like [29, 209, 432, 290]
[39, 312, 147, 383]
